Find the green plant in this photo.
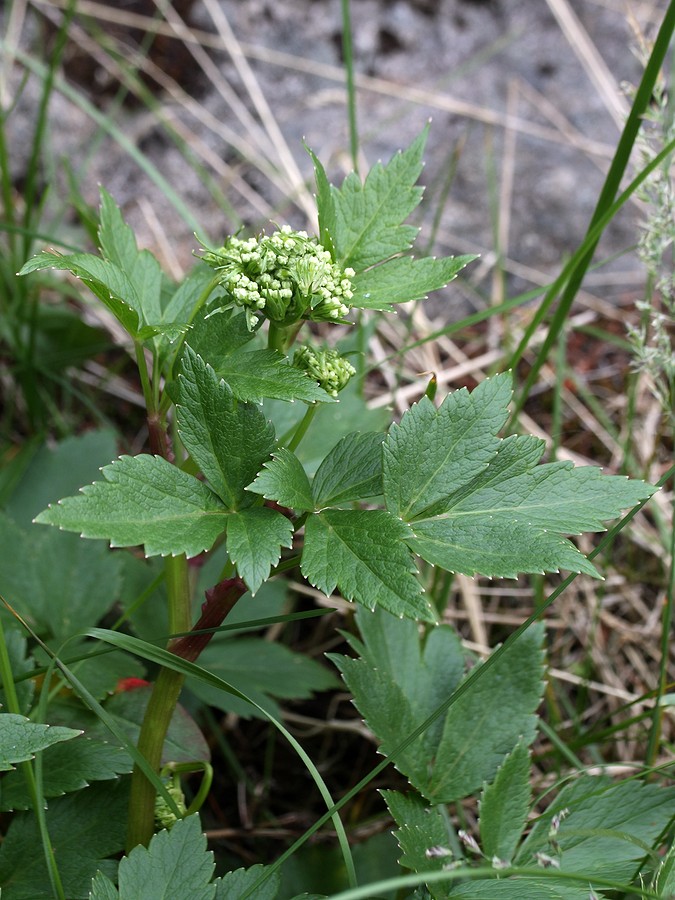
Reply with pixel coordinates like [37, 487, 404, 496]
[0, 129, 670, 899]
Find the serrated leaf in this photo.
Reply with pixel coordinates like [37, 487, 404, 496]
[19, 250, 141, 336]
[247, 449, 314, 511]
[216, 348, 333, 403]
[214, 864, 280, 899]
[427, 625, 545, 803]
[479, 740, 531, 863]
[187, 634, 338, 720]
[384, 374, 513, 521]
[35, 454, 228, 558]
[90, 871, 119, 899]
[385, 379, 656, 580]
[225, 507, 294, 594]
[330, 608, 465, 787]
[312, 432, 384, 507]
[186, 306, 257, 365]
[306, 145, 337, 257]
[0, 738, 132, 810]
[332, 616, 544, 805]
[0, 714, 80, 771]
[0, 780, 127, 898]
[515, 775, 675, 881]
[383, 789, 456, 886]
[117, 815, 216, 900]
[408, 519, 600, 579]
[177, 347, 276, 508]
[330, 127, 428, 270]
[302, 509, 433, 620]
[350, 254, 477, 311]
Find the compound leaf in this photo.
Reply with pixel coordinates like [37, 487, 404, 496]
[329, 126, 428, 271]
[312, 432, 384, 507]
[384, 378, 656, 580]
[350, 254, 477, 311]
[302, 509, 433, 621]
[177, 347, 276, 508]
[225, 507, 294, 595]
[247, 449, 314, 512]
[35, 454, 228, 558]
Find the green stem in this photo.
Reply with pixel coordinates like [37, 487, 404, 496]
[645, 490, 675, 768]
[0, 616, 66, 899]
[267, 321, 299, 354]
[126, 553, 192, 850]
[340, 0, 359, 173]
[287, 404, 318, 452]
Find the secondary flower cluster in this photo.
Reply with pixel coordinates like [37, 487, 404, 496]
[202, 226, 355, 329]
[293, 345, 356, 397]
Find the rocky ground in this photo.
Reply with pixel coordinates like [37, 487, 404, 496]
[6, 0, 668, 309]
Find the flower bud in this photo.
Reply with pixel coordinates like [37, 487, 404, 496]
[293, 345, 356, 397]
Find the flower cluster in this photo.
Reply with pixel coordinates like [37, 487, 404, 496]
[202, 226, 355, 329]
[293, 345, 356, 397]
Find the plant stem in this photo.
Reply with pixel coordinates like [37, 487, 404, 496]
[288, 403, 318, 452]
[267, 321, 298, 354]
[340, 0, 359, 174]
[126, 553, 191, 849]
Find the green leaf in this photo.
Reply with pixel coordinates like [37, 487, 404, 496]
[216, 348, 333, 404]
[117, 815, 216, 900]
[448, 882, 591, 899]
[186, 635, 338, 720]
[225, 507, 294, 594]
[0, 514, 123, 641]
[312, 432, 384, 507]
[90, 871, 119, 899]
[98, 187, 163, 327]
[0, 780, 127, 899]
[302, 509, 433, 620]
[350, 254, 477, 311]
[384, 379, 657, 580]
[515, 775, 675, 881]
[0, 714, 80, 772]
[177, 347, 276, 509]
[247, 449, 315, 511]
[186, 308, 331, 403]
[0, 738, 132, 811]
[214, 864, 280, 899]
[19, 250, 141, 336]
[306, 145, 337, 257]
[0, 630, 34, 715]
[479, 741, 531, 863]
[330, 608, 465, 788]
[332, 615, 544, 804]
[4, 429, 119, 529]
[384, 374, 513, 521]
[329, 126, 428, 270]
[383, 789, 456, 888]
[408, 520, 600, 579]
[427, 625, 545, 803]
[35, 454, 228, 558]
